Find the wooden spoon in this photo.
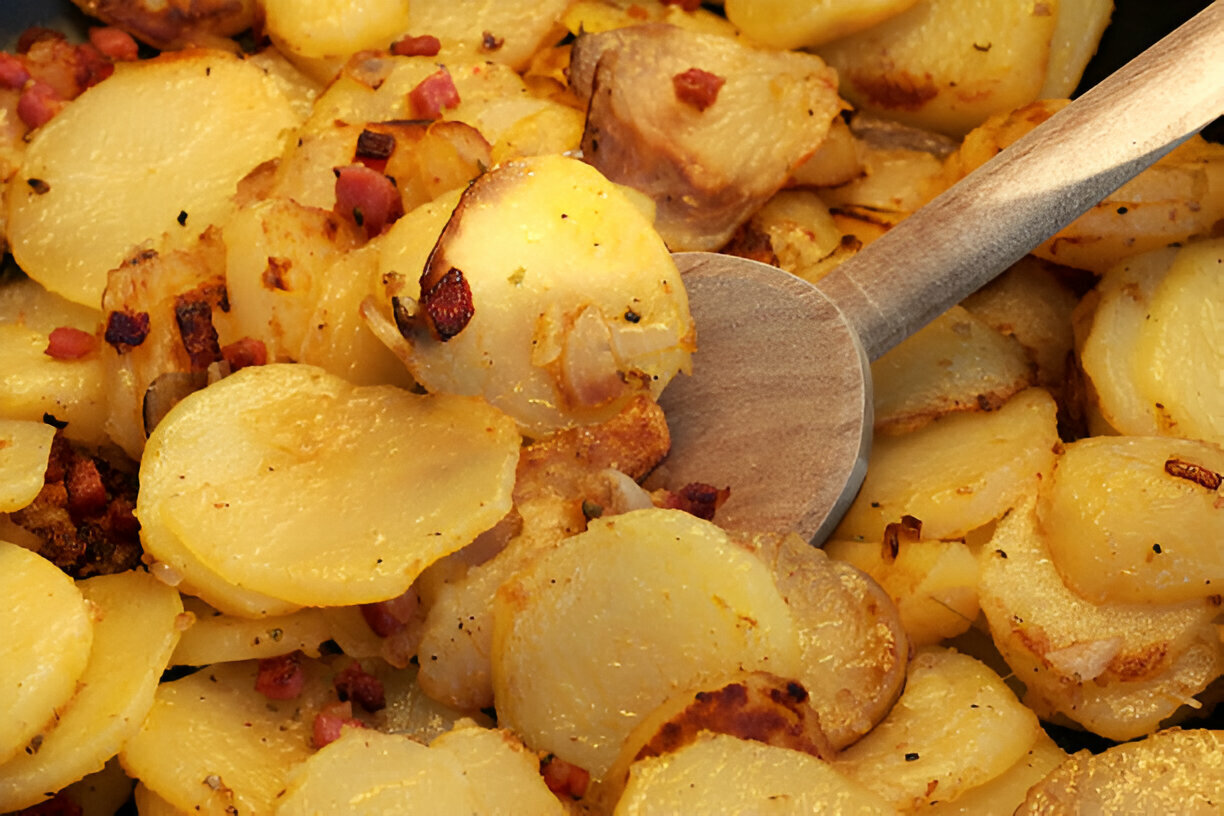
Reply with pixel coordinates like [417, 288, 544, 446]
[650, 2, 1224, 543]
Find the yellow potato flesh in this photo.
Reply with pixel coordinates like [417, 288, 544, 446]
[0, 542, 93, 766]
[263, 0, 410, 60]
[0, 419, 56, 512]
[429, 725, 566, 814]
[927, 732, 1066, 815]
[0, 571, 182, 812]
[615, 732, 893, 815]
[725, 0, 920, 50]
[170, 599, 332, 667]
[0, 325, 108, 446]
[835, 387, 1058, 542]
[1039, 436, 1224, 605]
[834, 648, 1040, 812]
[491, 508, 800, 779]
[6, 51, 298, 307]
[141, 363, 520, 608]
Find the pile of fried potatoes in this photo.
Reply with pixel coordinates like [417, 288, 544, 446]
[2, 0, 1223, 812]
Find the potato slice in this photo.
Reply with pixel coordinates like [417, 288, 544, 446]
[1039, 0, 1113, 97]
[140, 363, 520, 608]
[121, 660, 328, 816]
[0, 324, 107, 446]
[403, 0, 573, 72]
[835, 387, 1058, 542]
[391, 154, 694, 438]
[816, 0, 1057, 136]
[562, 0, 741, 39]
[429, 724, 567, 815]
[0, 419, 56, 512]
[725, 0, 920, 50]
[833, 648, 1041, 812]
[0, 570, 182, 812]
[1039, 436, 1224, 605]
[979, 495, 1223, 740]
[262, 0, 410, 62]
[927, 732, 1065, 815]
[615, 732, 893, 815]
[741, 534, 909, 749]
[170, 598, 332, 667]
[6, 50, 298, 307]
[570, 23, 844, 251]
[871, 305, 1035, 435]
[491, 508, 801, 780]
[1018, 729, 1224, 815]
[0, 542, 93, 766]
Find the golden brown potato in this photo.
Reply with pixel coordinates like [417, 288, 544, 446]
[1039, 0, 1114, 98]
[926, 732, 1066, 815]
[725, 0, 921, 50]
[570, 23, 844, 250]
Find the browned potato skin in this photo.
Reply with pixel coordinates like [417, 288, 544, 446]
[72, 0, 257, 50]
[571, 23, 844, 251]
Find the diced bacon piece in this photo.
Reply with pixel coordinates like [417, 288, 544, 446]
[333, 662, 386, 712]
[221, 337, 267, 371]
[408, 69, 460, 120]
[72, 43, 114, 89]
[45, 326, 98, 359]
[359, 588, 419, 637]
[254, 652, 305, 700]
[333, 164, 403, 239]
[88, 27, 139, 62]
[391, 34, 441, 57]
[17, 80, 63, 128]
[541, 754, 591, 799]
[0, 54, 30, 89]
[657, 481, 730, 520]
[312, 700, 364, 748]
[421, 267, 474, 341]
[672, 67, 725, 112]
[17, 27, 63, 55]
[65, 455, 107, 520]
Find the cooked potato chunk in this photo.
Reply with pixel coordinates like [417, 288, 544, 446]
[571, 23, 844, 250]
[139, 363, 520, 608]
[1018, 729, 1224, 815]
[725, 0, 921, 50]
[834, 648, 1041, 812]
[0, 419, 56, 512]
[835, 387, 1058, 542]
[816, 0, 1058, 135]
[1039, 0, 1113, 97]
[403, 0, 573, 71]
[0, 571, 182, 812]
[491, 508, 801, 780]
[170, 599, 331, 667]
[6, 50, 298, 307]
[927, 732, 1065, 815]
[71, 0, 258, 50]
[979, 495, 1224, 740]
[263, 0, 410, 62]
[389, 154, 694, 438]
[0, 542, 93, 766]
[615, 733, 893, 815]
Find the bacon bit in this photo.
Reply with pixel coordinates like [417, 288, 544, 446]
[540, 754, 590, 800]
[88, 27, 139, 62]
[312, 700, 364, 748]
[0, 53, 30, 89]
[1164, 457, 1223, 491]
[17, 80, 63, 128]
[408, 69, 460, 120]
[103, 310, 150, 352]
[672, 67, 724, 112]
[882, 514, 922, 563]
[44, 327, 98, 360]
[660, 482, 730, 521]
[662, 0, 703, 9]
[354, 128, 395, 174]
[12, 791, 84, 816]
[333, 164, 404, 239]
[333, 661, 386, 712]
[391, 34, 442, 57]
[255, 652, 305, 701]
[421, 267, 475, 341]
[360, 588, 419, 637]
[65, 455, 107, 520]
[221, 337, 267, 371]
[174, 296, 222, 371]
[627, 4, 650, 19]
[480, 31, 504, 52]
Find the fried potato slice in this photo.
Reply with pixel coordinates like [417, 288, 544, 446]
[1018, 729, 1224, 815]
[1039, 436, 1224, 605]
[491, 508, 801, 780]
[0, 328, 107, 447]
[402, 0, 572, 72]
[140, 363, 520, 608]
[170, 598, 332, 667]
[121, 659, 329, 816]
[833, 648, 1041, 812]
[0, 542, 93, 766]
[871, 305, 1035, 436]
[1039, 0, 1113, 98]
[815, 0, 1058, 136]
[926, 732, 1065, 815]
[835, 387, 1058, 542]
[262, 0, 410, 63]
[570, 23, 843, 251]
[390, 154, 694, 438]
[979, 495, 1224, 740]
[725, 0, 920, 50]
[614, 732, 893, 815]
[0, 419, 56, 512]
[0, 571, 182, 812]
[71, 0, 258, 50]
[6, 50, 298, 307]
[429, 724, 566, 815]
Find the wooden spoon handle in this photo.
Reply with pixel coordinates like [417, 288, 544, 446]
[817, 1, 1224, 361]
